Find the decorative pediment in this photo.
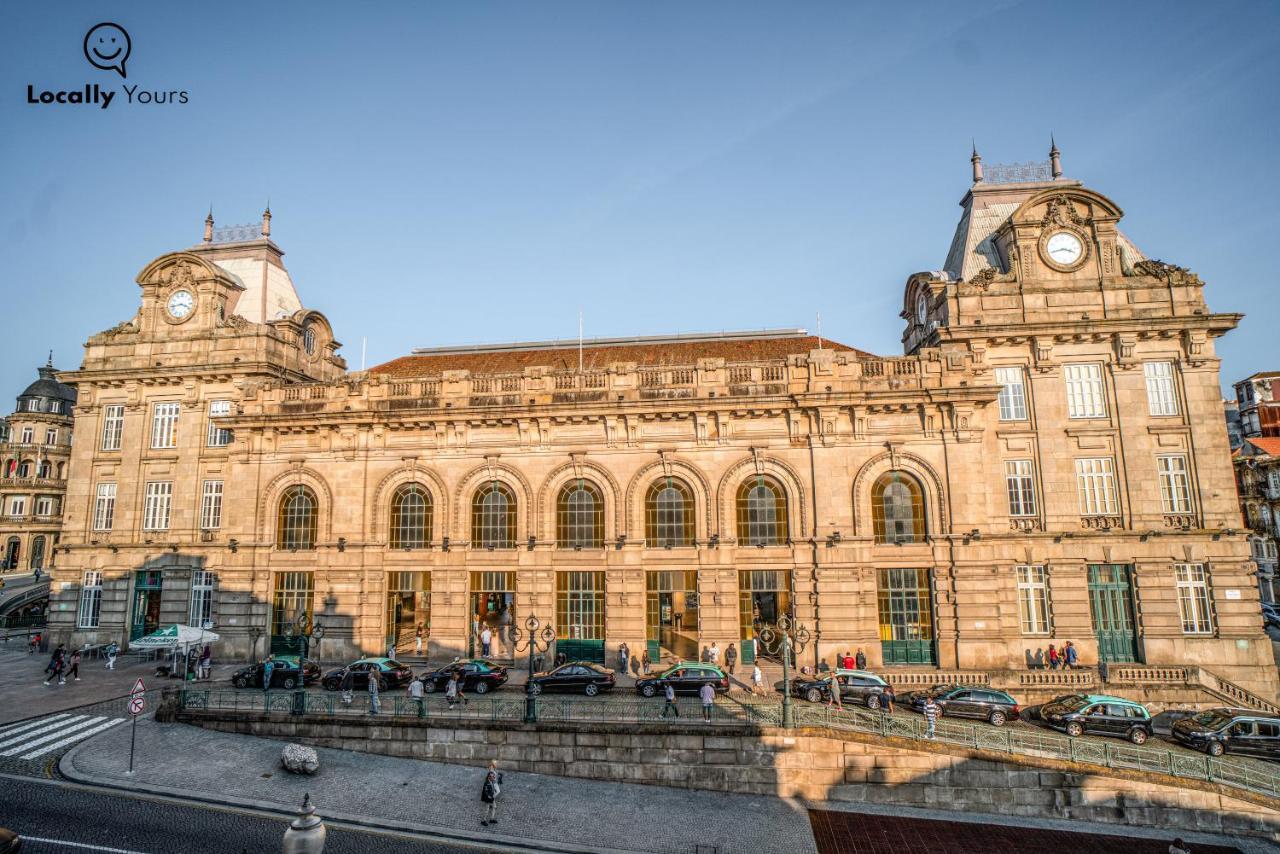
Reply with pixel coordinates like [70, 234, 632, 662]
[1128, 258, 1203, 286]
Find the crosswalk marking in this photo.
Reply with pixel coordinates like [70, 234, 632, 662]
[0, 714, 107, 756]
[20, 717, 123, 759]
[0, 714, 90, 752]
[0, 712, 73, 740]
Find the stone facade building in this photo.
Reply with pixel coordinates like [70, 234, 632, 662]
[1234, 436, 1280, 603]
[1235, 372, 1280, 441]
[45, 153, 1279, 699]
[0, 360, 76, 573]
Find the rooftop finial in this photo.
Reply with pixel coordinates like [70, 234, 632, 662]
[46, 350, 53, 367]
[203, 206, 214, 243]
[970, 141, 983, 184]
[261, 202, 272, 238]
[1049, 135, 1062, 179]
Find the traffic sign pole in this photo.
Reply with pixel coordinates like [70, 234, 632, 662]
[127, 677, 145, 775]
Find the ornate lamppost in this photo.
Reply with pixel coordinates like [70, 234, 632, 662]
[510, 614, 556, 724]
[310, 621, 325, 667]
[756, 613, 811, 729]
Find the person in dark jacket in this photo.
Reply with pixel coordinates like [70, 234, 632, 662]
[855, 649, 867, 670]
[724, 643, 738, 675]
[480, 760, 503, 826]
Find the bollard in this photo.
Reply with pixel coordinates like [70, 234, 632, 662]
[291, 688, 306, 716]
[282, 793, 326, 853]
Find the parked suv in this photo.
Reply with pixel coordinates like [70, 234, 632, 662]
[635, 662, 728, 697]
[1039, 694, 1153, 745]
[232, 657, 321, 689]
[417, 659, 509, 695]
[321, 657, 416, 691]
[906, 684, 1020, 726]
[1171, 708, 1280, 758]
[788, 669, 890, 708]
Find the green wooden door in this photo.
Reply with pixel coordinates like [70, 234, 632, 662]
[1088, 564, 1140, 663]
[877, 568, 936, 665]
[556, 639, 605, 664]
[130, 570, 163, 641]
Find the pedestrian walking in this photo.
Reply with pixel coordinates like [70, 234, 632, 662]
[28, 632, 41, 655]
[480, 626, 493, 658]
[826, 673, 843, 710]
[708, 642, 720, 665]
[725, 643, 737, 675]
[699, 681, 715, 723]
[1099, 658, 1109, 683]
[407, 675, 424, 712]
[923, 697, 940, 739]
[340, 667, 355, 705]
[752, 664, 764, 696]
[105, 641, 118, 671]
[368, 671, 381, 715]
[660, 682, 679, 718]
[619, 642, 630, 679]
[198, 645, 212, 680]
[261, 657, 275, 690]
[415, 623, 424, 656]
[855, 648, 866, 670]
[43, 645, 65, 686]
[700, 645, 710, 663]
[641, 648, 651, 674]
[1047, 644, 1060, 670]
[1169, 839, 1191, 854]
[1064, 641, 1078, 670]
[479, 760, 503, 826]
[67, 649, 82, 681]
[881, 682, 896, 714]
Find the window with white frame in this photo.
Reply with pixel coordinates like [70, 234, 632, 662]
[1144, 361, 1179, 416]
[142, 481, 173, 530]
[1175, 563, 1213, 634]
[190, 570, 214, 628]
[995, 367, 1028, 421]
[101, 404, 124, 451]
[1075, 457, 1118, 516]
[1016, 565, 1051, 635]
[34, 497, 54, 516]
[201, 480, 223, 530]
[1064, 363, 1106, 419]
[44, 428, 57, 445]
[1158, 455, 1193, 514]
[1005, 459, 1037, 517]
[78, 571, 103, 629]
[150, 402, 180, 449]
[206, 400, 232, 447]
[8, 497, 26, 517]
[20, 427, 33, 444]
[93, 483, 116, 531]
[1268, 470, 1280, 495]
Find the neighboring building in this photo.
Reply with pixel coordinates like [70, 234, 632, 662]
[1234, 372, 1280, 440]
[1225, 398, 1243, 451]
[1235, 437, 1280, 603]
[0, 359, 76, 572]
[45, 148, 1279, 700]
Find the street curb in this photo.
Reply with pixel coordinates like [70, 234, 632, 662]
[57, 736, 645, 854]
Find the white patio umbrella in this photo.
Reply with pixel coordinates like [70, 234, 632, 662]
[130, 624, 221, 677]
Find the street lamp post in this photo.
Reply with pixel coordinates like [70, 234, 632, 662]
[756, 613, 811, 729]
[510, 614, 556, 724]
[310, 622, 325, 667]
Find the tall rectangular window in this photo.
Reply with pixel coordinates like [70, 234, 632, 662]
[1064, 363, 1106, 419]
[1005, 460, 1037, 517]
[206, 400, 232, 447]
[556, 571, 605, 640]
[8, 497, 26, 517]
[34, 497, 54, 516]
[1175, 563, 1213, 634]
[271, 572, 314, 636]
[150, 402, 180, 449]
[201, 480, 224, 529]
[143, 481, 173, 530]
[20, 427, 33, 444]
[190, 570, 214, 628]
[1075, 457, 1118, 516]
[1144, 361, 1179, 417]
[1267, 469, 1280, 495]
[1158, 455, 1193, 514]
[45, 429, 57, 445]
[101, 404, 125, 451]
[93, 483, 116, 531]
[78, 571, 103, 629]
[1016, 565, 1051, 635]
[995, 367, 1028, 421]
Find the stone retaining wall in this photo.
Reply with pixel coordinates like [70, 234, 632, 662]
[177, 709, 1280, 840]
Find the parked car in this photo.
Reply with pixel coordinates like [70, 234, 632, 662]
[528, 661, 616, 696]
[786, 669, 891, 708]
[905, 684, 1020, 726]
[231, 656, 321, 689]
[321, 657, 416, 691]
[1039, 694, 1153, 744]
[1171, 708, 1280, 758]
[0, 826, 20, 853]
[635, 662, 729, 697]
[417, 659, 509, 695]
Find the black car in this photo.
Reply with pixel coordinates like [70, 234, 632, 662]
[1171, 708, 1280, 758]
[0, 826, 20, 853]
[787, 669, 893, 708]
[528, 661, 616, 696]
[906, 684, 1020, 726]
[417, 659, 510, 695]
[1039, 694, 1153, 745]
[232, 657, 321, 689]
[634, 662, 729, 697]
[321, 657, 416, 691]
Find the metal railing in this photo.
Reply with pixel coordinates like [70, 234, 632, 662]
[176, 688, 1280, 803]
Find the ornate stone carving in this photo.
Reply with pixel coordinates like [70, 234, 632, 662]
[101, 317, 139, 339]
[1130, 258, 1203, 285]
[166, 260, 196, 287]
[1040, 194, 1090, 229]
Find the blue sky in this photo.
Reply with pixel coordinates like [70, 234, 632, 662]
[2, 1, 1278, 399]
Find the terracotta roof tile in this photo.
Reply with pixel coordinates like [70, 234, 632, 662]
[371, 336, 871, 378]
[1245, 437, 1280, 457]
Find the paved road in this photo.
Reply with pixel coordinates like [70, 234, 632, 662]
[0, 775, 492, 853]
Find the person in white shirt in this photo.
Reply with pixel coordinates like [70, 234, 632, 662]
[708, 642, 720, 664]
[700, 681, 715, 723]
[480, 626, 493, 657]
[752, 664, 764, 695]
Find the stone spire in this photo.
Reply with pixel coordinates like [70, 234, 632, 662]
[203, 207, 214, 243]
[261, 203, 272, 238]
[970, 141, 983, 184]
[1049, 135, 1062, 179]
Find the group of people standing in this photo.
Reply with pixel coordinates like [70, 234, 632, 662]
[1027, 641, 1079, 671]
[41, 645, 80, 686]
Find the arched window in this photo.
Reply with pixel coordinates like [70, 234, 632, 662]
[736, 476, 788, 546]
[557, 480, 603, 548]
[472, 482, 516, 549]
[30, 536, 45, 571]
[277, 486, 318, 550]
[37, 461, 51, 479]
[17, 460, 31, 478]
[645, 478, 694, 547]
[872, 471, 926, 544]
[389, 484, 432, 549]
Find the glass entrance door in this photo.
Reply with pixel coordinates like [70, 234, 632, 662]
[646, 570, 699, 665]
[130, 570, 163, 641]
[739, 570, 792, 665]
[556, 570, 605, 663]
[386, 571, 430, 657]
[469, 571, 516, 660]
[877, 567, 936, 665]
[1088, 564, 1140, 663]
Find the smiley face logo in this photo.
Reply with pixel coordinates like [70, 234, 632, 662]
[84, 23, 131, 79]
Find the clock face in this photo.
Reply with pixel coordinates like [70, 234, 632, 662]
[1045, 231, 1084, 267]
[916, 293, 928, 325]
[166, 290, 194, 319]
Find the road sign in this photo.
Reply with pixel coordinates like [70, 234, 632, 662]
[131, 677, 145, 696]
[129, 677, 145, 715]
[129, 696, 144, 715]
